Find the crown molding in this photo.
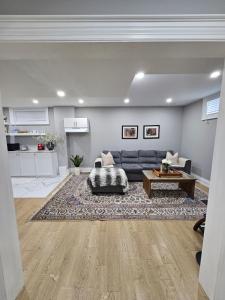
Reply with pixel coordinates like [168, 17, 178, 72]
[0, 14, 225, 41]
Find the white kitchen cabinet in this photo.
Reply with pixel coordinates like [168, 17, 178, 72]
[64, 118, 89, 133]
[20, 153, 36, 176]
[8, 151, 58, 177]
[8, 152, 21, 176]
[35, 152, 58, 176]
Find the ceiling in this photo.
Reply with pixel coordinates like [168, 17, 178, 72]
[0, 43, 223, 107]
[0, 0, 225, 14]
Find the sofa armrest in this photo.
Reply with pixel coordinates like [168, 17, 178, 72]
[178, 157, 189, 167]
[94, 157, 103, 168]
[178, 157, 192, 174]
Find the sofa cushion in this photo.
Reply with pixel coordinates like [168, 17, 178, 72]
[156, 150, 167, 159]
[121, 163, 142, 173]
[140, 163, 161, 170]
[103, 150, 121, 164]
[138, 150, 156, 157]
[101, 152, 115, 166]
[121, 150, 139, 163]
[121, 150, 138, 157]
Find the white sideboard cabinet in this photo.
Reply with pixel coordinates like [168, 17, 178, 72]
[8, 151, 58, 177]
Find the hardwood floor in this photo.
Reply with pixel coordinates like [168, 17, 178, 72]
[16, 184, 208, 300]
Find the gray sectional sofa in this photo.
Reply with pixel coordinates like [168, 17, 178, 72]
[95, 150, 191, 181]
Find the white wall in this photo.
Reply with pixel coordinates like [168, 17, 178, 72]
[0, 94, 24, 300]
[199, 63, 225, 299]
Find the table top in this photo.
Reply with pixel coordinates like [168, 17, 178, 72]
[143, 170, 196, 181]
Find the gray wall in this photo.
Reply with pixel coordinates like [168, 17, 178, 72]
[68, 106, 183, 167]
[1, 0, 225, 14]
[53, 106, 75, 167]
[181, 100, 217, 180]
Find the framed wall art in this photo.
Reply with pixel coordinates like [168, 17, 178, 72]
[122, 125, 138, 139]
[143, 125, 160, 139]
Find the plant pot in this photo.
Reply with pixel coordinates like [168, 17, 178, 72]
[46, 142, 55, 151]
[74, 167, 80, 176]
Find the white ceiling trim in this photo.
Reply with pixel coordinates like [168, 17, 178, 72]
[1, 14, 225, 42]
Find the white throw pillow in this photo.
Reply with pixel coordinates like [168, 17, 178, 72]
[166, 152, 179, 164]
[101, 152, 115, 166]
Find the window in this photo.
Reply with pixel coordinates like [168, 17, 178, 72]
[202, 95, 220, 121]
[9, 108, 49, 125]
[206, 98, 220, 115]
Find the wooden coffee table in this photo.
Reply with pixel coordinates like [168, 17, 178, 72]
[143, 170, 196, 199]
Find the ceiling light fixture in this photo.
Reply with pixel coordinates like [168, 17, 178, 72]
[57, 90, 66, 97]
[135, 71, 145, 79]
[210, 70, 221, 79]
[166, 98, 172, 103]
[32, 99, 39, 104]
[78, 98, 84, 104]
[124, 98, 130, 104]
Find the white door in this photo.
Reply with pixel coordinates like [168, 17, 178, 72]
[8, 152, 21, 176]
[20, 153, 36, 176]
[35, 153, 53, 176]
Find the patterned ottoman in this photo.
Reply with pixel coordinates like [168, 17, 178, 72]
[87, 167, 129, 195]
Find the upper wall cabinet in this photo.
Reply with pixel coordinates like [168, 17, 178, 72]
[64, 118, 89, 133]
[9, 108, 49, 125]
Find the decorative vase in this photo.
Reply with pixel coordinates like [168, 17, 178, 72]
[46, 142, 55, 151]
[74, 167, 80, 176]
[162, 164, 169, 173]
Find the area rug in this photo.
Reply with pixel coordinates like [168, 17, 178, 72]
[31, 175, 207, 221]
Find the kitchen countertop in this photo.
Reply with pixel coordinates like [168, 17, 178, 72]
[8, 150, 56, 153]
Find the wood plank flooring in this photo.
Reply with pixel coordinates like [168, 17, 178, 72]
[16, 184, 208, 300]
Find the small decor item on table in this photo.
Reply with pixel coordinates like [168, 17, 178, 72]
[161, 159, 172, 173]
[36, 133, 63, 151]
[122, 125, 138, 139]
[143, 125, 160, 139]
[153, 168, 183, 177]
[70, 155, 84, 176]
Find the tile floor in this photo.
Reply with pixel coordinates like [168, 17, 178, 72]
[11, 175, 67, 198]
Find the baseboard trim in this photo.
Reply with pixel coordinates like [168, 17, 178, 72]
[192, 173, 210, 187]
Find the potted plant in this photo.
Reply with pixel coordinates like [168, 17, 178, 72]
[161, 159, 172, 173]
[36, 133, 63, 151]
[70, 155, 83, 176]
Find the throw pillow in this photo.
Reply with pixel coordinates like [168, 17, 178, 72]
[101, 152, 115, 166]
[166, 152, 179, 164]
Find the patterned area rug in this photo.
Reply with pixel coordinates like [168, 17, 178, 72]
[32, 175, 207, 221]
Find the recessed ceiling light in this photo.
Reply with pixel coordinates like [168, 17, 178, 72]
[210, 70, 221, 79]
[57, 90, 66, 97]
[124, 98, 130, 104]
[32, 99, 39, 104]
[135, 72, 145, 79]
[78, 98, 84, 104]
[166, 98, 172, 103]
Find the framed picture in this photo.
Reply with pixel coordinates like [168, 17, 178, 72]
[122, 125, 138, 139]
[143, 125, 160, 139]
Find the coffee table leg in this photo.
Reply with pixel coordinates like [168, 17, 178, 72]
[143, 176, 152, 198]
[179, 181, 195, 199]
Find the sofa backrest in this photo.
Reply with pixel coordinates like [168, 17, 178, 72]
[102, 150, 171, 164]
[138, 150, 157, 163]
[121, 150, 139, 163]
